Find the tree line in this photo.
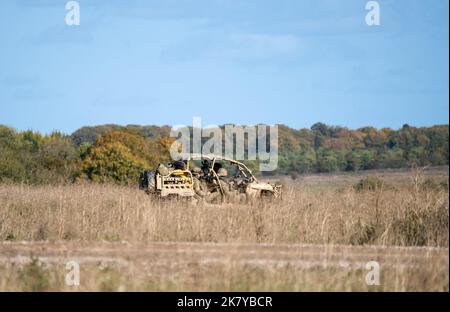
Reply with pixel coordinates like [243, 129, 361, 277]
[0, 123, 448, 184]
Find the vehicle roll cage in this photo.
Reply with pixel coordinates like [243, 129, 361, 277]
[186, 153, 258, 183]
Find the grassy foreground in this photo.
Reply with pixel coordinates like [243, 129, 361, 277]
[0, 168, 448, 291]
[0, 242, 447, 291]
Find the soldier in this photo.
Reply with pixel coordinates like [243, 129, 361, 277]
[216, 168, 240, 203]
[192, 167, 208, 199]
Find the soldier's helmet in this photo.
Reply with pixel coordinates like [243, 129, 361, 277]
[217, 168, 228, 177]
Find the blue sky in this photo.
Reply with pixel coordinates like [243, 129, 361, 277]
[0, 0, 448, 134]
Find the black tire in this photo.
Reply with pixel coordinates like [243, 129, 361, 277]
[139, 169, 155, 191]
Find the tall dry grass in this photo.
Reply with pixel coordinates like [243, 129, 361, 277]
[0, 172, 448, 247]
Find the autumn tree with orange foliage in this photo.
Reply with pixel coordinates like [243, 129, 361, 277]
[81, 130, 172, 184]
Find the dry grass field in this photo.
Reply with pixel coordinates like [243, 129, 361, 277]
[0, 167, 448, 291]
[0, 242, 447, 291]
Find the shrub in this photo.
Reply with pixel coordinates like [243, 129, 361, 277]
[349, 219, 382, 245]
[18, 258, 50, 291]
[353, 176, 387, 192]
[421, 178, 449, 191]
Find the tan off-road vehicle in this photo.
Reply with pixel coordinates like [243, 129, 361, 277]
[139, 154, 282, 203]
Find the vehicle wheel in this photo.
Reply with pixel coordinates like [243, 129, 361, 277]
[139, 169, 155, 192]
